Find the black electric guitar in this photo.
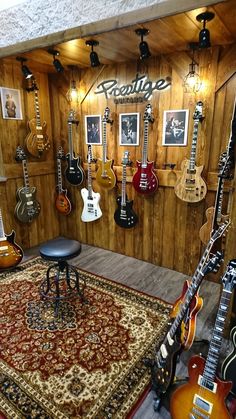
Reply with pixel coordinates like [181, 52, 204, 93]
[222, 325, 236, 396]
[145, 222, 228, 411]
[15, 146, 41, 223]
[55, 147, 72, 216]
[0, 208, 23, 270]
[114, 151, 138, 228]
[171, 259, 236, 419]
[65, 110, 85, 186]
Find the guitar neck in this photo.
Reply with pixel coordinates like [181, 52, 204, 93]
[121, 164, 127, 205]
[189, 120, 200, 171]
[57, 159, 63, 193]
[212, 176, 225, 228]
[22, 160, 30, 192]
[142, 119, 149, 165]
[34, 90, 41, 127]
[87, 159, 93, 198]
[102, 120, 107, 163]
[68, 122, 73, 157]
[0, 208, 5, 240]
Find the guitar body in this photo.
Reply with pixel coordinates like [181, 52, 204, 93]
[170, 355, 232, 419]
[222, 326, 236, 395]
[171, 279, 203, 350]
[114, 196, 138, 228]
[199, 207, 229, 245]
[132, 160, 158, 194]
[15, 186, 41, 223]
[96, 159, 116, 190]
[25, 118, 50, 158]
[175, 159, 207, 203]
[65, 153, 84, 186]
[81, 188, 102, 222]
[55, 188, 71, 216]
[0, 231, 23, 269]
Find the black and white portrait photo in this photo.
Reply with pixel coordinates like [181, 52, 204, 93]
[119, 113, 140, 146]
[0, 87, 23, 120]
[85, 115, 102, 145]
[162, 109, 189, 146]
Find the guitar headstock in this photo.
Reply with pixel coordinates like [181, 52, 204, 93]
[211, 219, 230, 243]
[15, 146, 27, 162]
[87, 144, 93, 164]
[143, 104, 154, 123]
[203, 251, 223, 275]
[193, 101, 204, 121]
[103, 107, 113, 124]
[218, 151, 234, 179]
[26, 76, 38, 92]
[222, 259, 236, 292]
[122, 151, 131, 166]
[57, 146, 65, 160]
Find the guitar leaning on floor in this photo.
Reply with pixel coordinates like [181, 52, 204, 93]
[144, 222, 228, 411]
[96, 107, 116, 190]
[81, 145, 102, 222]
[175, 101, 207, 203]
[25, 78, 50, 158]
[15, 146, 41, 223]
[0, 208, 23, 270]
[132, 103, 158, 194]
[65, 110, 85, 186]
[55, 147, 72, 216]
[114, 151, 138, 228]
[170, 259, 236, 419]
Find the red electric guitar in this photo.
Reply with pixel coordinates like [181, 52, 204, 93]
[132, 104, 158, 194]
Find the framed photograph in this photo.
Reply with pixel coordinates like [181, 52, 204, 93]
[85, 115, 102, 145]
[119, 113, 140, 146]
[0, 87, 23, 120]
[162, 109, 189, 146]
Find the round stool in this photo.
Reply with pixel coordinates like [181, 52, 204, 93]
[39, 238, 87, 314]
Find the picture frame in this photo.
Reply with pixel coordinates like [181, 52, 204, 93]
[85, 115, 102, 145]
[162, 109, 189, 146]
[0, 87, 23, 120]
[119, 113, 140, 146]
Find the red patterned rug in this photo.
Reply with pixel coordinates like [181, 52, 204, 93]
[0, 257, 171, 418]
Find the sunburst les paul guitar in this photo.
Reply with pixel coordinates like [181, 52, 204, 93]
[55, 147, 72, 216]
[15, 146, 41, 223]
[175, 101, 207, 203]
[132, 103, 158, 195]
[145, 222, 228, 410]
[96, 107, 116, 190]
[65, 110, 85, 186]
[0, 208, 23, 270]
[170, 259, 236, 419]
[25, 78, 50, 158]
[81, 145, 102, 222]
[114, 151, 138, 228]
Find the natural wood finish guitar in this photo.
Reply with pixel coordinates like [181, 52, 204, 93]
[0, 208, 23, 270]
[175, 101, 207, 203]
[25, 79, 50, 158]
[96, 107, 116, 190]
[55, 147, 72, 215]
[170, 259, 236, 419]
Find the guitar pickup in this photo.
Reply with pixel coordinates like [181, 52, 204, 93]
[27, 201, 33, 205]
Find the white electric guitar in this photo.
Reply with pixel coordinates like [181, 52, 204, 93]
[81, 145, 102, 222]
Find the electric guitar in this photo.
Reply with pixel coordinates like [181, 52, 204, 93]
[144, 222, 228, 409]
[25, 78, 50, 158]
[96, 107, 116, 190]
[15, 146, 41, 223]
[170, 259, 236, 419]
[175, 101, 207, 203]
[132, 103, 158, 194]
[55, 147, 72, 216]
[199, 100, 236, 245]
[65, 110, 84, 186]
[81, 145, 102, 222]
[114, 151, 138, 228]
[222, 325, 236, 396]
[0, 208, 23, 270]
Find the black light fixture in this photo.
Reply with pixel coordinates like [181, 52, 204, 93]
[47, 48, 64, 73]
[16, 56, 33, 79]
[196, 11, 215, 49]
[85, 40, 100, 67]
[135, 28, 151, 60]
[183, 42, 202, 93]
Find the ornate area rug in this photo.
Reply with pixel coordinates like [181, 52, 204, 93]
[0, 257, 171, 418]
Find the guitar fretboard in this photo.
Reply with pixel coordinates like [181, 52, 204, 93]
[188, 119, 200, 171]
[87, 152, 93, 199]
[0, 208, 5, 240]
[57, 158, 62, 194]
[142, 119, 149, 166]
[22, 160, 30, 192]
[34, 90, 41, 127]
[102, 120, 107, 164]
[121, 164, 127, 206]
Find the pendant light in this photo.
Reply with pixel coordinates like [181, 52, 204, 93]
[135, 28, 151, 60]
[196, 11, 215, 49]
[183, 43, 202, 93]
[66, 65, 79, 104]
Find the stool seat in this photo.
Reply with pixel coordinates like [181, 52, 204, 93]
[40, 238, 81, 261]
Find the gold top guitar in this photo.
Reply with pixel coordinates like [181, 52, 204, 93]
[25, 78, 50, 158]
[96, 107, 116, 190]
[0, 208, 23, 270]
[175, 101, 207, 203]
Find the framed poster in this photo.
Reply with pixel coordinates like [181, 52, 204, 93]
[162, 109, 189, 146]
[0, 87, 23, 120]
[85, 115, 102, 145]
[119, 113, 140, 146]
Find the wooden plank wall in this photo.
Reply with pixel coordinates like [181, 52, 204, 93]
[48, 45, 235, 278]
[0, 61, 60, 248]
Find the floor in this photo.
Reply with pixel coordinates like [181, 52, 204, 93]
[24, 241, 232, 419]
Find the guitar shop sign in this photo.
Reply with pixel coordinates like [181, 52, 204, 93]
[95, 74, 171, 104]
